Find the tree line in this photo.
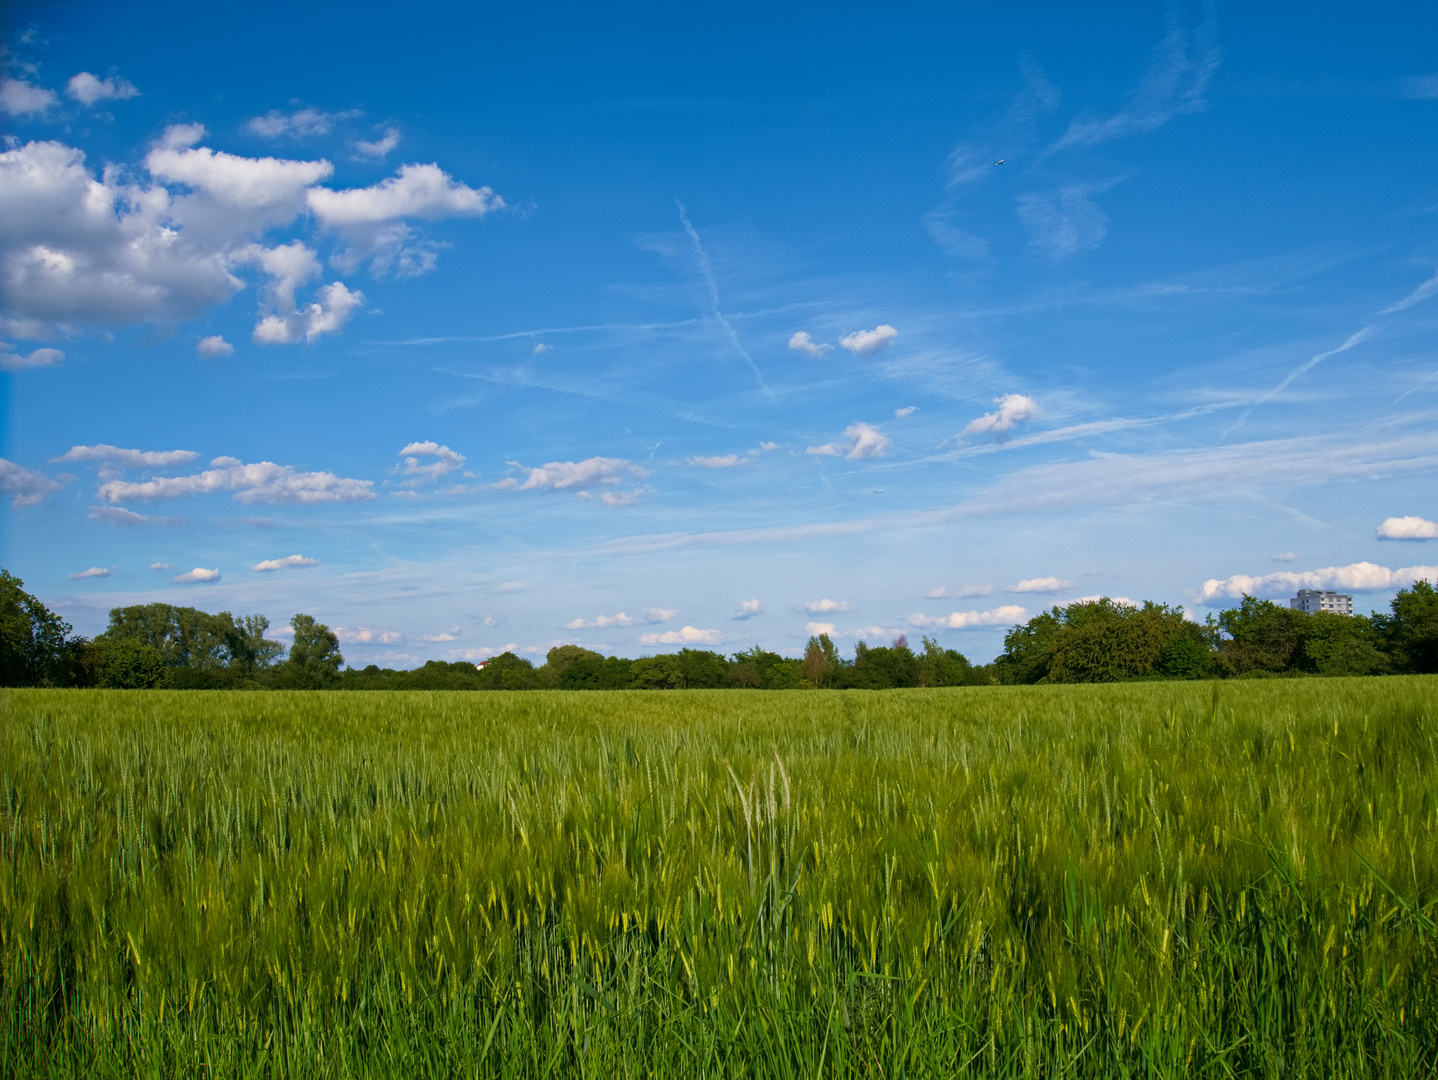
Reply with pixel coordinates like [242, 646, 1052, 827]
[3, 567, 1435, 690]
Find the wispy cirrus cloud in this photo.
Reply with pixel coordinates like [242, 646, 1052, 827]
[1045, 11, 1221, 155]
[1015, 180, 1124, 260]
[89, 506, 185, 527]
[354, 127, 401, 159]
[689, 454, 745, 468]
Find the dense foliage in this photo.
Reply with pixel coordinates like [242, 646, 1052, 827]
[4, 566, 1438, 688]
[3, 682, 1434, 1076]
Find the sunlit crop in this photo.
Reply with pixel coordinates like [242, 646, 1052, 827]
[3, 680, 1435, 1076]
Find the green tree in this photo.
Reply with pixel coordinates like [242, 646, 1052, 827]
[102, 603, 234, 670]
[274, 614, 344, 689]
[994, 599, 1211, 684]
[1374, 579, 1438, 673]
[540, 645, 610, 688]
[227, 614, 285, 678]
[991, 609, 1063, 684]
[632, 653, 686, 689]
[727, 646, 803, 689]
[916, 637, 985, 686]
[845, 637, 921, 689]
[90, 637, 169, 688]
[802, 633, 839, 687]
[0, 569, 74, 686]
[472, 652, 535, 690]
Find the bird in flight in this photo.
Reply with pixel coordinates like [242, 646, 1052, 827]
[993, 159, 1004, 166]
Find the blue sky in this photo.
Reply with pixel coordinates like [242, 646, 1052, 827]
[4, 1, 1438, 666]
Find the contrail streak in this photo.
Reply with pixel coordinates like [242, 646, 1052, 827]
[677, 200, 776, 402]
[1225, 326, 1375, 437]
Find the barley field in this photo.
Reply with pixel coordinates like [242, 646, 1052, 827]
[2, 680, 1435, 1078]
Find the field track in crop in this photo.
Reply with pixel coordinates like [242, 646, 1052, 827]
[3, 679, 1436, 1077]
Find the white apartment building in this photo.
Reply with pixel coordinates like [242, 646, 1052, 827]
[1290, 589, 1353, 615]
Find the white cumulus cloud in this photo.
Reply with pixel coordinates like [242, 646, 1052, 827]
[928, 584, 994, 599]
[66, 72, 140, 106]
[894, 406, 918, 418]
[639, 626, 723, 646]
[0, 79, 59, 116]
[1194, 562, 1438, 604]
[174, 567, 221, 583]
[1377, 515, 1438, 540]
[499, 457, 647, 502]
[246, 107, 360, 139]
[396, 441, 465, 486]
[196, 335, 234, 358]
[0, 459, 63, 507]
[252, 554, 317, 572]
[733, 599, 764, 620]
[838, 324, 898, 356]
[252, 280, 363, 345]
[806, 422, 891, 460]
[962, 394, 1043, 438]
[788, 331, 831, 357]
[800, 598, 849, 613]
[804, 621, 836, 636]
[0, 130, 498, 340]
[565, 608, 675, 630]
[334, 627, 404, 645]
[95, 458, 374, 505]
[68, 566, 110, 579]
[308, 163, 502, 276]
[1010, 576, 1073, 593]
[0, 343, 64, 371]
[57, 444, 199, 468]
[908, 605, 1028, 629]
